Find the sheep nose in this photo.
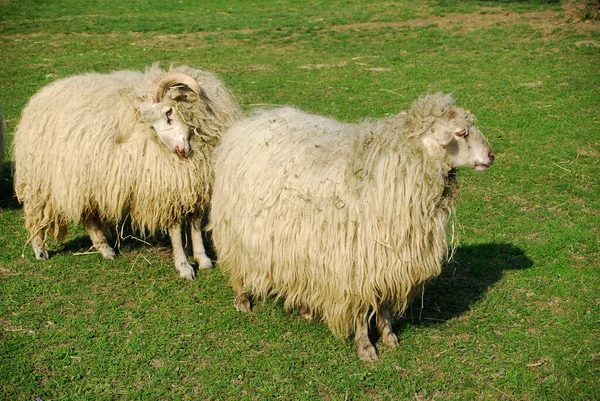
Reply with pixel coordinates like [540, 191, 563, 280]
[174, 146, 189, 159]
[488, 151, 495, 164]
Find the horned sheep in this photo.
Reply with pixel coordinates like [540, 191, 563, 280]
[13, 63, 242, 280]
[210, 93, 494, 361]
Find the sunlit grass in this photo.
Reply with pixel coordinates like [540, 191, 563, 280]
[1, 1, 598, 400]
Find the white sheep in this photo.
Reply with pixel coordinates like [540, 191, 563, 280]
[210, 93, 494, 361]
[13, 63, 242, 280]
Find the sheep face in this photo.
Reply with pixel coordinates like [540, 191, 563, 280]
[141, 103, 192, 159]
[423, 111, 494, 171]
[141, 71, 204, 159]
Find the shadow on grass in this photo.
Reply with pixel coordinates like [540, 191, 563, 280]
[0, 162, 19, 210]
[220, 241, 532, 342]
[57, 223, 171, 257]
[54, 212, 215, 269]
[402, 242, 533, 328]
[364, 243, 533, 348]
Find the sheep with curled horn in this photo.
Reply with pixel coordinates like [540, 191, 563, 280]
[210, 92, 494, 361]
[13, 63, 242, 280]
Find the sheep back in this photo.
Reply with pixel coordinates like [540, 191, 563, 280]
[211, 107, 455, 337]
[13, 65, 241, 241]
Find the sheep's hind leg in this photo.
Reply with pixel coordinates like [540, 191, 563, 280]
[355, 311, 379, 362]
[83, 216, 116, 260]
[299, 305, 313, 321]
[232, 278, 251, 312]
[377, 304, 399, 348]
[190, 217, 213, 270]
[168, 223, 195, 280]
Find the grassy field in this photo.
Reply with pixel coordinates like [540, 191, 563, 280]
[1, 0, 599, 399]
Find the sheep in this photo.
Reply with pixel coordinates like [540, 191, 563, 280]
[0, 112, 3, 181]
[210, 93, 494, 361]
[13, 63, 242, 280]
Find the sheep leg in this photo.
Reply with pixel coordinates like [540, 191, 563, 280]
[355, 311, 379, 362]
[31, 233, 49, 260]
[299, 305, 313, 321]
[190, 218, 213, 270]
[83, 216, 116, 260]
[377, 304, 399, 348]
[232, 278, 251, 312]
[168, 223, 196, 281]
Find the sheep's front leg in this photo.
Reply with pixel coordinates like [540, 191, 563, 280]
[377, 304, 399, 348]
[355, 311, 379, 362]
[83, 216, 116, 260]
[31, 233, 49, 260]
[190, 217, 213, 270]
[168, 223, 195, 280]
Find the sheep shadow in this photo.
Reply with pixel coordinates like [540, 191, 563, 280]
[57, 223, 170, 257]
[0, 163, 20, 210]
[55, 213, 216, 270]
[392, 243, 533, 332]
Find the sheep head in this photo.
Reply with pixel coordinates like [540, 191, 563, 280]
[409, 93, 494, 171]
[141, 72, 202, 159]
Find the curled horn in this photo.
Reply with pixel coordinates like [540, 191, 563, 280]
[147, 72, 202, 103]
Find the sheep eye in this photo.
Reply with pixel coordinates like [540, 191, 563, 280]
[455, 129, 468, 138]
[165, 108, 173, 124]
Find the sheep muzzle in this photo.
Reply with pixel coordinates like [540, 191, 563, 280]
[474, 151, 494, 171]
[174, 146, 191, 160]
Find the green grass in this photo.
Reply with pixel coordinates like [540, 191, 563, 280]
[1, 0, 599, 399]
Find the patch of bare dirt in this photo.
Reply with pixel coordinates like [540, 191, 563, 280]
[1, 6, 597, 44]
[127, 8, 598, 50]
[331, 9, 598, 35]
[298, 62, 348, 70]
[564, 0, 600, 22]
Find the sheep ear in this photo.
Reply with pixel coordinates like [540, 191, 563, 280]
[436, 130, 453, 146]
[430, 122, 453, 146]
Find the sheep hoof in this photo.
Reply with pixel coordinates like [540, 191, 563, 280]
[234, 293, 251, 312]
[34, 249, 49, 260]
[381, 332, 400, 349]
[97, 244, 116, 260]
[356, 341, 379, 362]
[300, 306, 313, 321]
[177, 262, 196, 281]
[196, 256, 214, 270]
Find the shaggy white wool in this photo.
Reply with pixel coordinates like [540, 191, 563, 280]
[13, 64, 242, 245]
[211, 93, 459, 338]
